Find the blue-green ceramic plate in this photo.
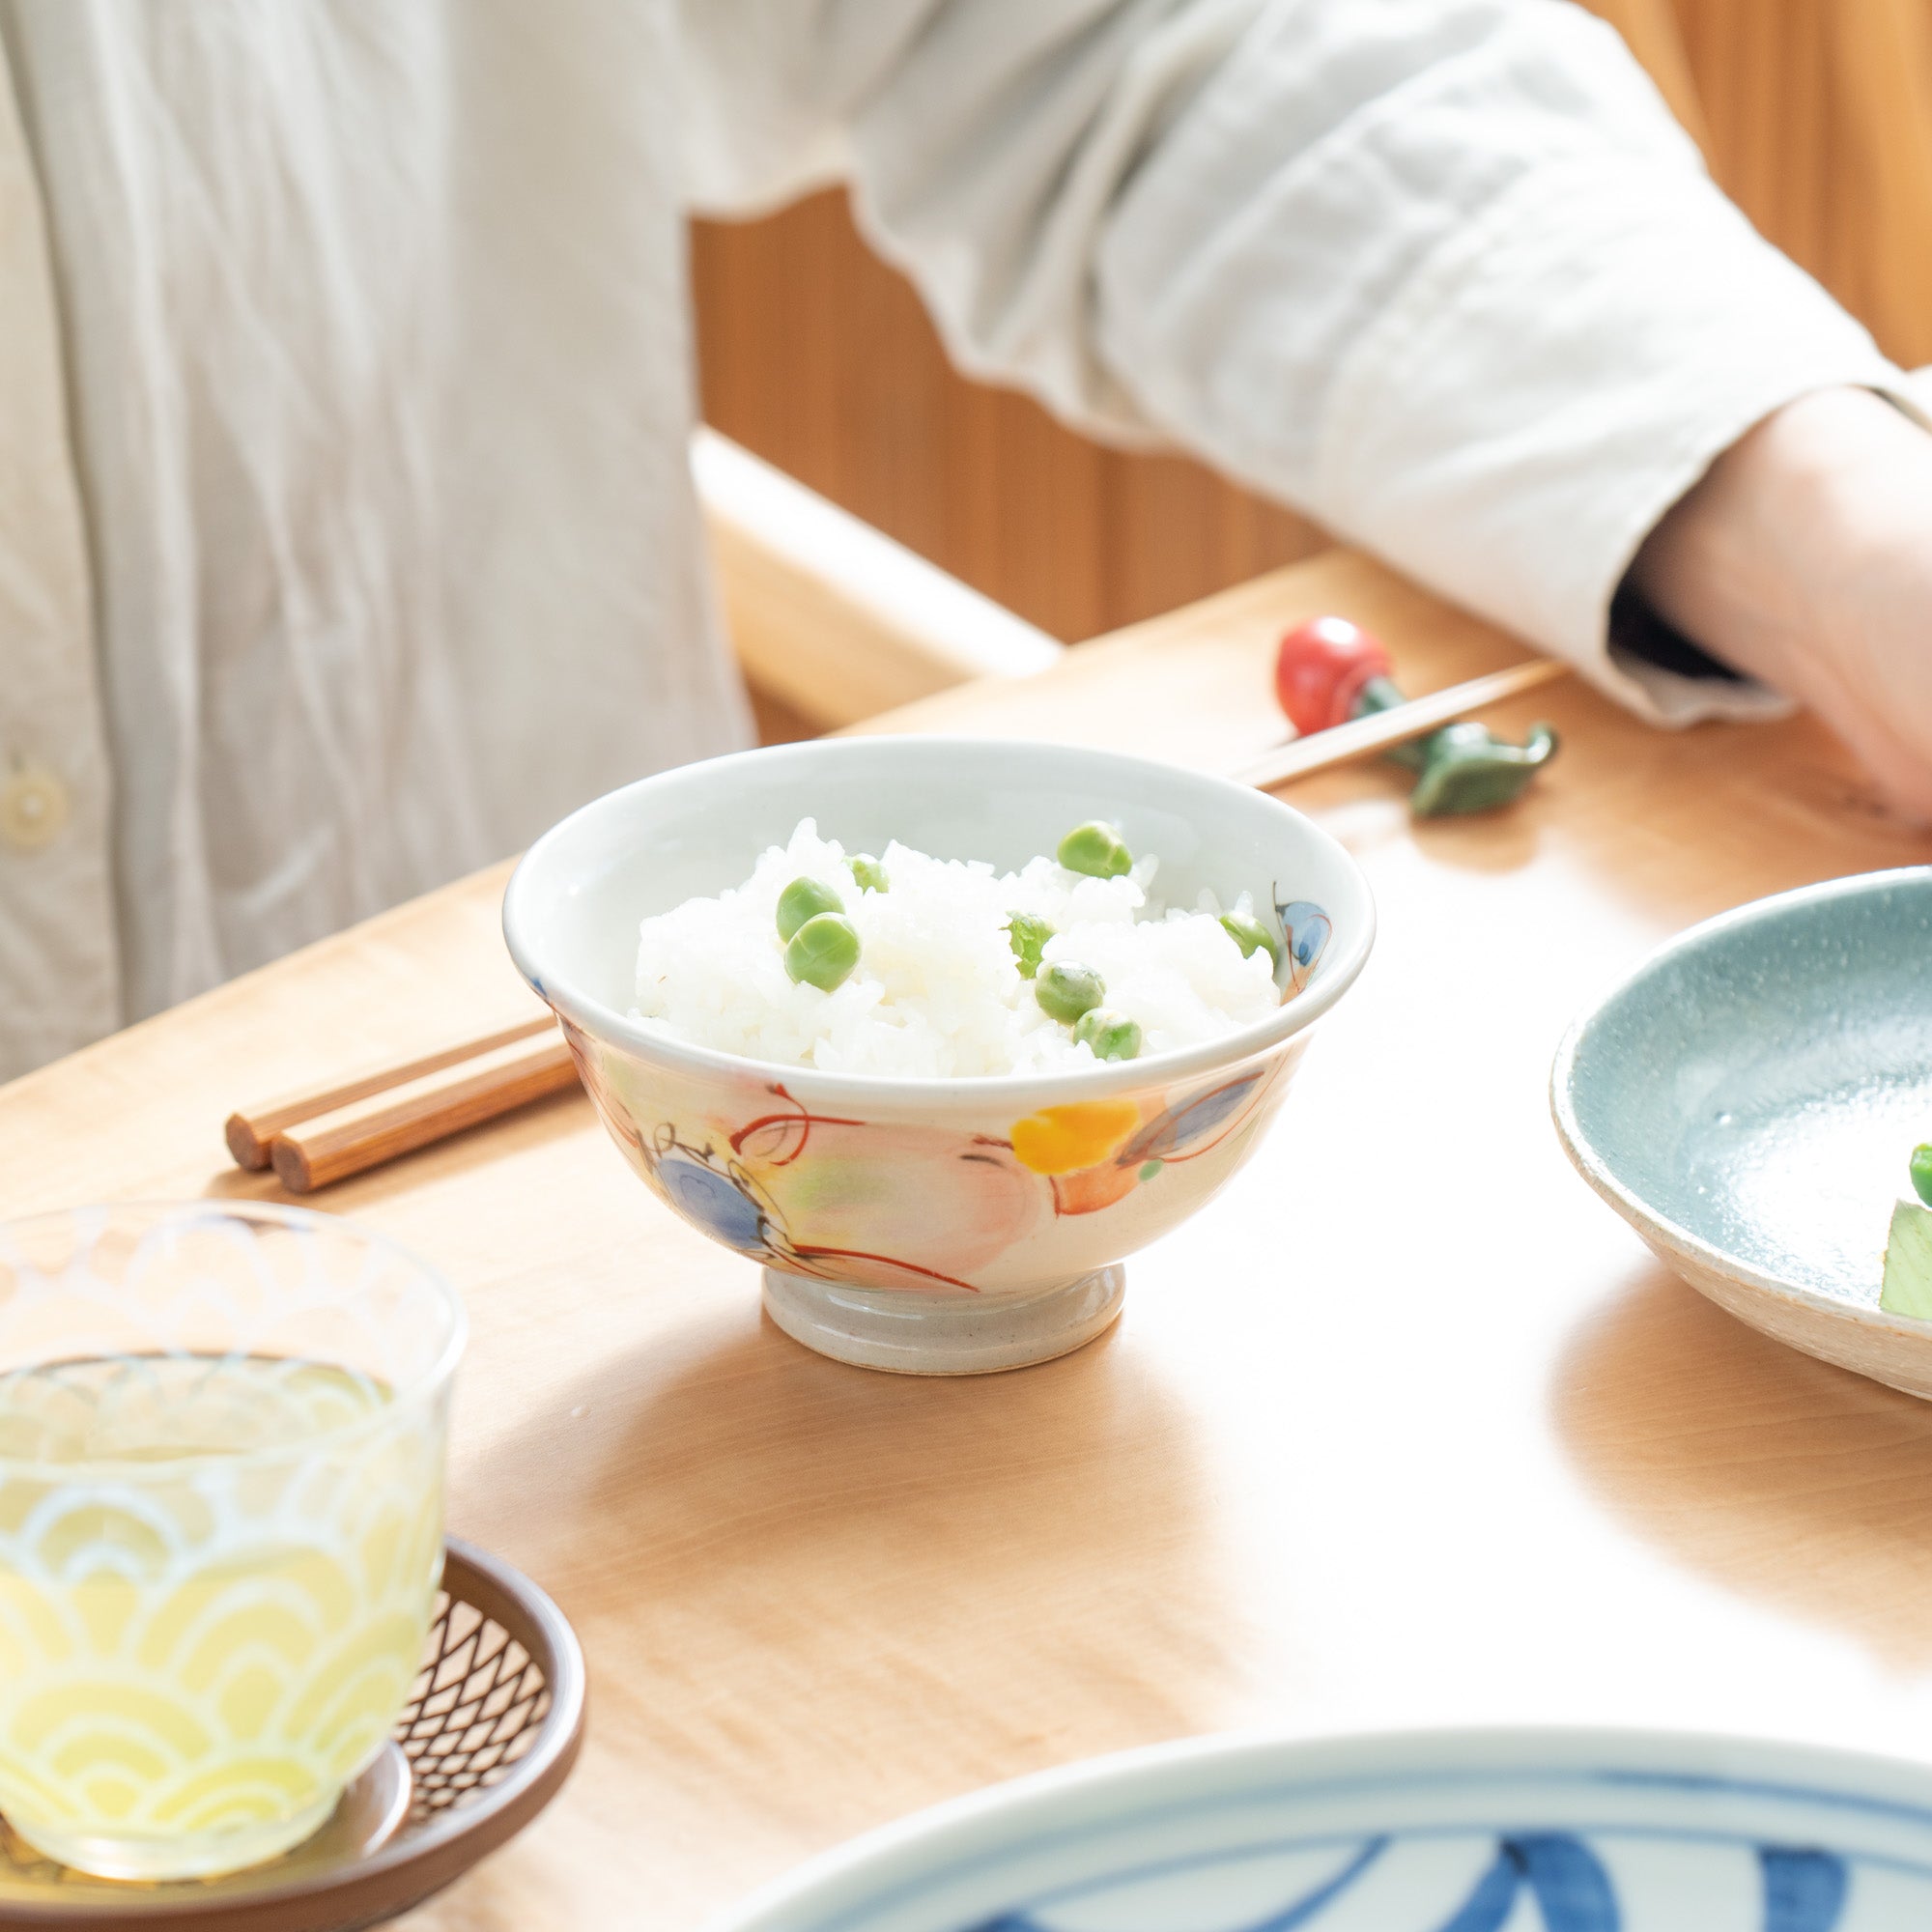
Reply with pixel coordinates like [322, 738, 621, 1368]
[1552, 868, 1932, 1400]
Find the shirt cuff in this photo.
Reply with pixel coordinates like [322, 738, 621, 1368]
[1312, 156, 1916, 728]
[1605, 580, 1792, 725]
[1893, 367, 1932, 431]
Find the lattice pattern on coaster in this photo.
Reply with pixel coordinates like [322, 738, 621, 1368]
[394, 1589, 553, 1828]
[0, 1551, 576, 1924]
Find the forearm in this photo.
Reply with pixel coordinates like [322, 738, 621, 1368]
[1632, 391, 1932, 686]
[1631, 386, 1932, 815]
[852, 0, 1909, 714]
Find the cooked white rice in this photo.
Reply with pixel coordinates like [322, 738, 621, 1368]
[632, 819, 1280, 1077]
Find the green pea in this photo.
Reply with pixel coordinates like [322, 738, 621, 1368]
[1072, 1007, 1142, 1061]
[847, 854, 889, 895]
[776, 876, 843, 943]
[1057, 820, 1132, 880]
[1913, 1144, 1932, 1208]
[1220, 913, 1284, 972]
[1006, 912, 1054, 979]
[784, 912, 861, 991]
[1036, 960, 1104, 1024]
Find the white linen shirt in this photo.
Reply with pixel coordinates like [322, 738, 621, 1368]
[0, 0, 1915, 1080]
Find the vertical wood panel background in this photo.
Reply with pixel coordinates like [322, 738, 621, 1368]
[692, 1, 1932, 644]
[692, 189, 1323, 643]
[1674, 0, 1932, 371]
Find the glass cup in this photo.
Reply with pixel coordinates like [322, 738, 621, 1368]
[0, 1202, 464, 1880]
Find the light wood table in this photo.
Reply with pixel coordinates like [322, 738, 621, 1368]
[7, 550, 1932, 1928]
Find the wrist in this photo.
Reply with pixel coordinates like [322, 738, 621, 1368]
[1630, 387, 1932, 696]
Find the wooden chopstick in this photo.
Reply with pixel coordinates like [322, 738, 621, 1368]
[224, 1013, 559, 1170]
[269, 1031, 580, 1194]
[1232, 658, 1570, 791]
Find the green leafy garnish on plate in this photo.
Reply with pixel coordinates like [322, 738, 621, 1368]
[1879, 1144, 1932, 1319]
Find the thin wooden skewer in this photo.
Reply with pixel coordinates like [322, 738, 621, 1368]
[1232, 657, 1570, 792]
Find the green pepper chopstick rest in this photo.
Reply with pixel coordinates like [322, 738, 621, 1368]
[1057, 821, 1132, 879]
[777, 876, 844, 943]
[784, 912, 861, 992]
[1036, 961, 1104, 1024]
[1404, 720, 1559, 818]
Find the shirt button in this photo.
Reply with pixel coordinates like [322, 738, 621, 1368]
[0, 762, 70, 850]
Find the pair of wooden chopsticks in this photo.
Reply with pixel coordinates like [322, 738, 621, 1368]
[227, 655, 1566, 1191]
[226, 1014, 579, 1193]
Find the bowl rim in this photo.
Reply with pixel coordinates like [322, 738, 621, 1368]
[1548, 864, 1932, 1337]
[502, 736, 1376, 1108]
[712, 1721, 1932, 1932]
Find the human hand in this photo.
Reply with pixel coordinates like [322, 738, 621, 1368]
[1631, 386, 1932, 820]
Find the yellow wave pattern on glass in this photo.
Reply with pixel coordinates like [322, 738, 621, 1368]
[0, 1355, 444, 1876]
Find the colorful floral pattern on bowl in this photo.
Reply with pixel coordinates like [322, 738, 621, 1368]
[503, 737, 1375, 1373]
[562, 1019, 1308, 1299]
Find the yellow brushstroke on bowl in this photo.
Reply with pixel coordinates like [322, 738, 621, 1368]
[1009, 1099, 1143, 1177]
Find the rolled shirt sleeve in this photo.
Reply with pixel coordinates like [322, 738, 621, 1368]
[682, 0, 1921, 724]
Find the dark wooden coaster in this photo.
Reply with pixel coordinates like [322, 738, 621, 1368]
[0, 1539, 586, 1929]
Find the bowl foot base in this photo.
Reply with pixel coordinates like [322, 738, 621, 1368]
[760, 1264, 1125, 1375]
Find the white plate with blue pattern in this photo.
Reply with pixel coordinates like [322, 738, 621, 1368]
[718, 1730, 1932, 1932]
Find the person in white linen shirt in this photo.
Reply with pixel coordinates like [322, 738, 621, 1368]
[1, 1, 1930, 1084]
